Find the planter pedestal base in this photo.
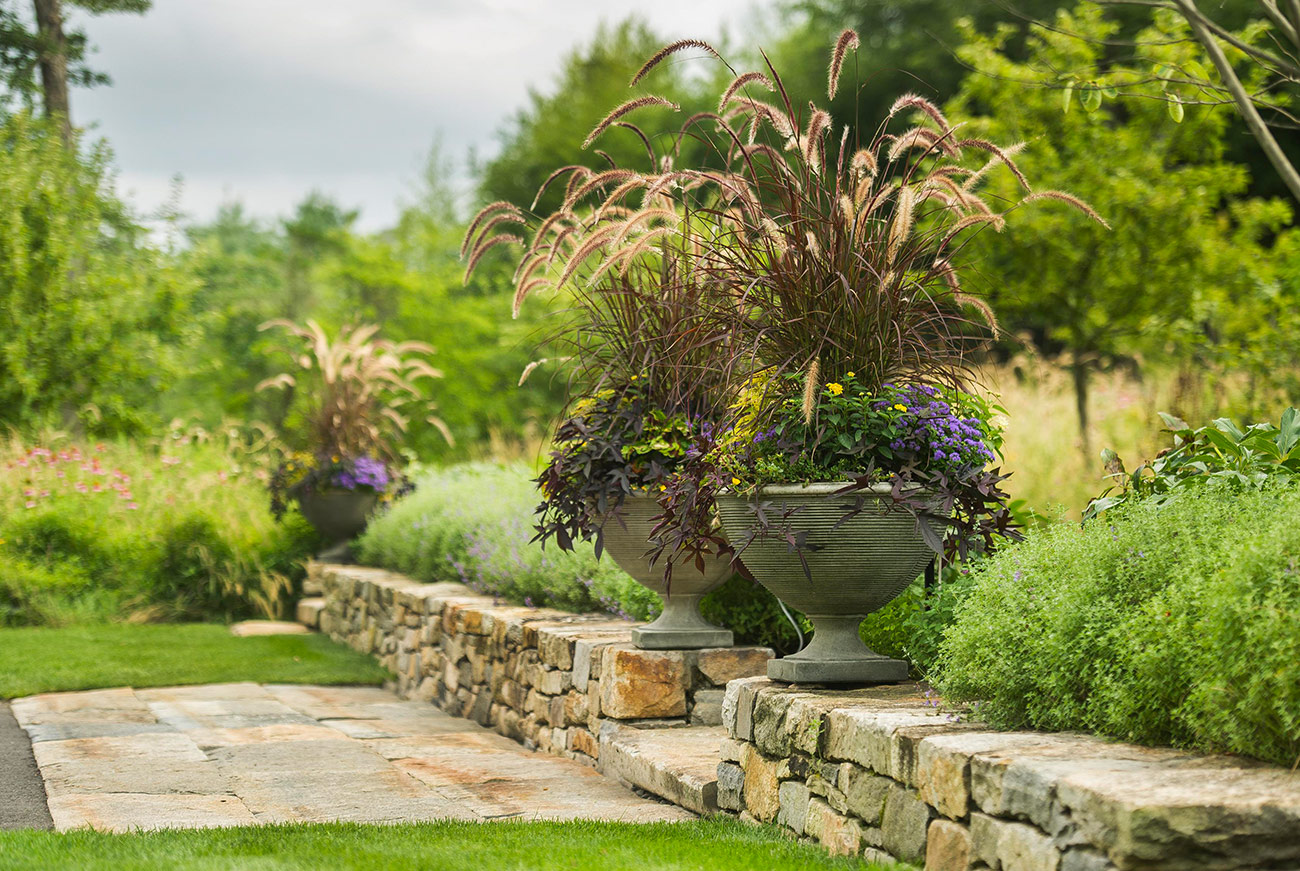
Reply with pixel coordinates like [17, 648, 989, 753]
[630, 593, 733, 650]
[770, 614, 908, 685]
[768, 654, 907, 684]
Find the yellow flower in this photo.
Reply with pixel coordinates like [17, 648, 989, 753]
[894, 404, 907, 412]
[331, 454, 341, 462]
[846, 371, 855, 378]
[826, 383, 844, 396]
[659, 484, 667, 491]
[731, 477, 741, 486]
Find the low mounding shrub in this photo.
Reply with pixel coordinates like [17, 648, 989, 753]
[934, 487, 1300, 767]
[356, 463, 800, 651]
[1, 437, 318, 625]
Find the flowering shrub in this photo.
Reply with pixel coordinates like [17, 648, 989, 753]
[1, 434, 317, 625]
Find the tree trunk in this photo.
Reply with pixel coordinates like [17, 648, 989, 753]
[32, 0, 71, 143]
[1071, 355, 1091, 455]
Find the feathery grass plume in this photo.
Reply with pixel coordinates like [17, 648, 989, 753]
[942, 213, 1007, 240]
[1022, 191, 1112, 228]
[557, 225, 623, 288]
[531, 165, 591, 210]
[801, 357, 821, 424]
[464, 212, 525, 259]
[887, 185, 916, 261]
[613, 207, 678, 246]
[887, 93, 952, 131]
[886, 126, 954, 162]
[955, 292, 1000, 337]
[461, 202, 524, 258]
[955, 138, 1031, 190]
[563, 168, 641, 211]
[512, 278, 549, 319]
[960, 142, 1026, 192]
[464, 233, 523, 284]
[729, 97, 796, 138]
[803, 110, 832, 164]
[583, 95, 679, 149]
[630, 38, 721, 86]
[718, 71, 774, 113]
[850, 148, 877, 181]
[827, 29, 860, 100]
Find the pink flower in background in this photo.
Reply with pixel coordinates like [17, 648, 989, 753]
[75, 482, 88, 493]
[125, 502, 139, 510]
[94, 444, 106, 453]
[92, 482, 103, 493]
[24, 500, 35, 509]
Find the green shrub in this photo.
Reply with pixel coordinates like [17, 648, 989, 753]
[1, 437, 318, 624]
[358, 463, 801, 650]
[934, 487, 1300, 766]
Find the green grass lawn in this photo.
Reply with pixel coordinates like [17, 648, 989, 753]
[0, 623, 390, 698]
[0, 819, 905, 870]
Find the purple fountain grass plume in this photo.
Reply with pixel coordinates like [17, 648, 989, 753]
[629, 38, 722, 86]
[827, 29, 859, 100]
[583, 96, 679, 150]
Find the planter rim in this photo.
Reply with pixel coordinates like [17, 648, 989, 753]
[724, 481, 909, 497]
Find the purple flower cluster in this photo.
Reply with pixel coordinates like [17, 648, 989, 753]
[876, 384, 995, 472]
[334, 456, 390, 492]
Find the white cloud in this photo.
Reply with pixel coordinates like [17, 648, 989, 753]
[72, 0, 763, 230]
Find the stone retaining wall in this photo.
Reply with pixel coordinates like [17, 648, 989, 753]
[311, 562, 770, 766]
[719, 678, 1300, 871]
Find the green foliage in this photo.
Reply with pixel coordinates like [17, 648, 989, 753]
[1087, 408, 1300, 517]
[934, 487, 1300, 767]
[0, 623, 388, 698]
[0, 112, 196, 434]
[948, 6, 1293, 433]
[357, 463, 798, 650]
[0, 436, 318, 624]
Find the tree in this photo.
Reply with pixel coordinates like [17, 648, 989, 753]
[0, 0, 150, 140]
[949, 6, 1288, 444]
[0, 112, 194, 433]
[1001, 0, 1300, 203]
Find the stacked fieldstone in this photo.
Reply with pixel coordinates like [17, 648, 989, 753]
[312, 563, 770, 766]
[720, 678, 1300, 871]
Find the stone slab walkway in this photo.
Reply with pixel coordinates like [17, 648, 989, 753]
[10, 683, 694, 832]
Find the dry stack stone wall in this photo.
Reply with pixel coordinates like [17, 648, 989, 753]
[719, 678, 1300, 871]
[313, 563, 771, 766]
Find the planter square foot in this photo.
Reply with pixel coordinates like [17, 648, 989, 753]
[631, 627, 734, 650]
[768, 655, 907, 685]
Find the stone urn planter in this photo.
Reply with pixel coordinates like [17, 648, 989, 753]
[601, 493, 735, 650]
[297, 488, 379, 557]
[715, 482, 943, 684]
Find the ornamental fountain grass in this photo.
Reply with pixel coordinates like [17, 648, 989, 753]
[260, 320, 445, 558]
[464, 187, 739, 649]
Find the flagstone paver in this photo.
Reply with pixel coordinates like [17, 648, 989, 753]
[11, 683, 694, 832]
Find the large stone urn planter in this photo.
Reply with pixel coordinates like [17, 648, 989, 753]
[601, 493, 734, 650]
[715, 482, 942, 684]
[297, 489, 378, 560]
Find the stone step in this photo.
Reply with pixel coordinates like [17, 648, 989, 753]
[597, 722, 725, 816]
[296, 597, 325, 629]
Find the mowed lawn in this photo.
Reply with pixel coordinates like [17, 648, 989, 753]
[0, 819, 905, 871]
[0, 623, 389, 698]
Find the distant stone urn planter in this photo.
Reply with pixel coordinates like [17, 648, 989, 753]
[297, 489, 378, 560]
[715, 482, 943, 684]
[601, 493, 734, 650]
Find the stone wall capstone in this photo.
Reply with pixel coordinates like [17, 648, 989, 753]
[720, 678, 1300, 871]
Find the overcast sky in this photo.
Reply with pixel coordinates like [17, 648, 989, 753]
[70, 0, 765, 231]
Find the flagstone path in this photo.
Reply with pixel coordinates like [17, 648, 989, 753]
[9, 683, 694, 832]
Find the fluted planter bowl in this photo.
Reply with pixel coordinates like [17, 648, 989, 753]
[297, 488, 379, 544]
[715, 482, 943, 684]
[601, 493, 735, 650]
